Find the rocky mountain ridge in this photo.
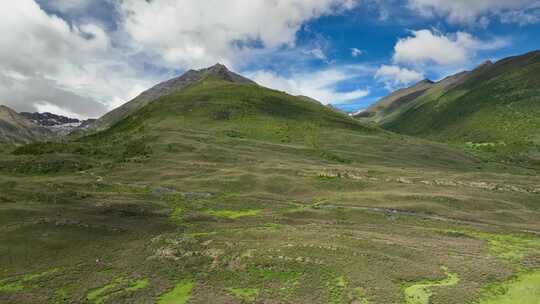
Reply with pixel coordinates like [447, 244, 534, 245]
[19, 112, 96, 136]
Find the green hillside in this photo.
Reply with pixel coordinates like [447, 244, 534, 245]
[1, 70, 540, 304]
[378, 50, 540, 166]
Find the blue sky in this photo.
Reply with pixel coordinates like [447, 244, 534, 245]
[1, 0, 540, 118]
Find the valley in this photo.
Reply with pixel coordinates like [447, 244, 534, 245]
[1, 67, 539, 303]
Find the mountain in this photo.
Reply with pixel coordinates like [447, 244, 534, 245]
[0, 105, 52, 144]
[358, 49, 540, 164]
[354, 79, 435, 123]
[4, 63, 540, 304]
[20, 112, 96, 136]
[20, 112, 80, 126]
[82, 64, 374, 154]
[87, 63, 256, 132]
[296, 95, 323, 104]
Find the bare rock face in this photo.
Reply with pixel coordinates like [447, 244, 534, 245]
[86, 63, 257, 132]
[19, 112, 96, 136]
[20, 112, 80, 126]
[0, 105, 53, 143]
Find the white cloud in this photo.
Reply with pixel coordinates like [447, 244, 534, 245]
[375, 65, 424, 90]
[351, 48, 363, 57]
[305, 48, 329, 61]
[248, 67, 370, 104]
[0, 0, 363, 118]
[119, 0, 358, 69]
[0, 0, 160, 118]
[34, 101, 81, 119]
[407, 0, 540, 25]
[393, 29, 507, 66]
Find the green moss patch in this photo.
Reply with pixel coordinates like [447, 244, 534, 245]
[0, 281, 24, 293]
[126, 279, 150, 292]
[351, 287, 370, 304]
[0, 268, 59, 293]
[170, 207, 184, 222]
[205, 209, 261, 219]
[227, 287, 259, 302]
[474, 232, 540, 264]
[86, 277, 150, 304]
[328, 276, 347, 304]
[87, 277, 125, 304]
[248, 266, 298, 283]
[479, 271, 540, 304]
[446, 229, 540, 264]
[403, 267, 459, 304]
[158, 281, 194, 304]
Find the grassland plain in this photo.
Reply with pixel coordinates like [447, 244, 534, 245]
[1, 78, 539, 303]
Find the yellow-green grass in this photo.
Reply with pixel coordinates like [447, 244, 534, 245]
[158, 281, 194, 304]
[1, 77, 540, 304]
[445, 229, 540, 265]
[0, 268, 59, 293]
[228, 287, 260, 302]
[126, 279, 150, 292]
[479, 271, 540, 304]
[205, 209, 261, 219]
[86, 277, 125, 304]
[403, 267, 460, 304]
[328, 276, 347, 304]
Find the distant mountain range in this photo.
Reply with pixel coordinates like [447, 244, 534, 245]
[355, 49, 540, 165]
[3, 48, 540, 167]
[0, 107, 96, 143]
[20, 112, 96, 136]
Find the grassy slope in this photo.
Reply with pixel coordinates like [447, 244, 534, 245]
[382, 51, 540, 166]
[1, 78, 540, 304]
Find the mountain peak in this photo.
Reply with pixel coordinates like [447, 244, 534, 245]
[417, 79, 434, 86]
[478, 60, 494, 69]
[86, 62, 257, 132]
[197, 63, 256, 85]
[208, 63, 228, 70]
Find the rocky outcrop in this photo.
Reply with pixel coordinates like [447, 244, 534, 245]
[19, 112, 96, 136]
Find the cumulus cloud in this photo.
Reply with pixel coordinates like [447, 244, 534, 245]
[248, 67, 370, 104]
[305, 48, 329, 61]
[375, 65, 424, 90]
[0, 0, 362, 118]
[407, 0, 540, 25]
[351, 48, 364, 57]
[119, 0, 358, 69]
[0, 73, 107, 119]
[0, 0, 160, 118]
[393, 29, 507, 66]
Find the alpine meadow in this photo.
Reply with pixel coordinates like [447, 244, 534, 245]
[1, 1, 540, 304]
